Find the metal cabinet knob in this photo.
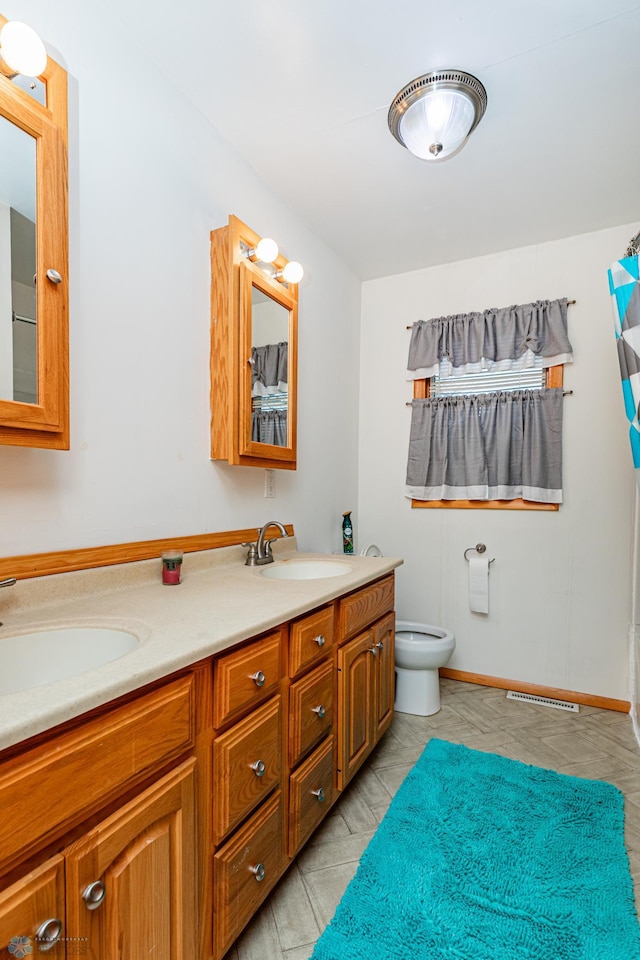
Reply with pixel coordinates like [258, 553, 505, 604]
[312, 704, 326, 719]
[251, 759, 266, 777]
[250, 670, 266, 687]
[376, 640, 384, 651]
[313, 634, 325, 647]
[82, 880, 106, 910]
[35, 918, 63, 951]
[368, 646, 379, 656]
[311, 787, 325, 803]
[46, 268, 63, 284]
[250, 862, 265, 882]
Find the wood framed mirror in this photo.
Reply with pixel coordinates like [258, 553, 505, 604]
[210, 215, 299, 470]
[0, 14, 69, 449]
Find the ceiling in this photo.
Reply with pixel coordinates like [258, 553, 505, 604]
[111, 0, 640, 280]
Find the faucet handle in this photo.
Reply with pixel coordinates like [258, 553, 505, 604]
[243, 542, 258, 567]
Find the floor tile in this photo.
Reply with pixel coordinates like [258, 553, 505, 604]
[231, 680, 640, 959]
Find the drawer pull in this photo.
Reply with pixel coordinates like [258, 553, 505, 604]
[250, 670, 266, 688]
[311, 787, 325, 803]
[312, 704, 326, 719]
[368, 646, 379, 657]
[313, 634, 326, 647]
[35, 918, 63, 951]
[250, 862, 266, 882]
[376, 640, 384, 651]
[82, 880, 106, 910]
[251, 759, 266, 777]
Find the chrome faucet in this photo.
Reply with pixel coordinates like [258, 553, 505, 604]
[0, 578, 16, 626]
[245, 521, 288, 566]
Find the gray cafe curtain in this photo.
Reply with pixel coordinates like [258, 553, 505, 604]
[406, 389, 564, 503]
[407, 298, 573, 380]
[251, 342, 288, 396]
[251, 410, 288, 445]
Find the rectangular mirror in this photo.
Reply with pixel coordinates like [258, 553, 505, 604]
[0, 14, 69, 449]
[240, 261, 297, 462]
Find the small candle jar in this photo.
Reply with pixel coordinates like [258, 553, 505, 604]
[162, 550, 183, 585]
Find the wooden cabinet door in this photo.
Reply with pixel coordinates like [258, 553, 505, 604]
[65, 759, 196, 960]
[0, 855, 66, 956]
[337, 629, 375, 790]
[373, 613, 395, 742]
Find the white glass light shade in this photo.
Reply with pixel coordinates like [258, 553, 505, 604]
[282, 261, 304, 284]
[399, 88, 476, 161]
[254, 237, 279, 263]
[0, 21, 47, 77]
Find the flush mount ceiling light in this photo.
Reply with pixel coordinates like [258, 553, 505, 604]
[388, 69, 487, 161]
[0, 20, 47, 78]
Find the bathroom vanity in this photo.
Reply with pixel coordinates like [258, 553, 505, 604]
[0, 545, 400, 959]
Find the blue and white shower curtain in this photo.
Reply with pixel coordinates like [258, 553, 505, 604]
[608, 255, 640, 492]
[609, 253, 640, 741]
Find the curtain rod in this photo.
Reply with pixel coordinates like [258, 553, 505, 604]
[405, 299, 576, 330]
[405, 390, 573, 407]
[406, 389, 574, 406]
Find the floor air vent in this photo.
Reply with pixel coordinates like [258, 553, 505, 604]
[506, 690, 579, 713]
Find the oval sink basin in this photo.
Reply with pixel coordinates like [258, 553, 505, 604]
[0, 627, 140, 695]
[260, 560, 353, 580]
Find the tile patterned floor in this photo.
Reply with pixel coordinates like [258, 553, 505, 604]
[229, 678, 640, 960]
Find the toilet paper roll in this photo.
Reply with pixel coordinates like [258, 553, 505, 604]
[468, 556, 489, 614]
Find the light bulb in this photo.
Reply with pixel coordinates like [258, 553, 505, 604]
[254, 237, 279, 263]
[0, 21, 47, 77]
[282, 261, 304, 284]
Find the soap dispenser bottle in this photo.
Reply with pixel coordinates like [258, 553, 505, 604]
[342, 511, 354, 554]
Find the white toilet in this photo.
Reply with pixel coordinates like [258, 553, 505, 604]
[394, 620, 456, 716]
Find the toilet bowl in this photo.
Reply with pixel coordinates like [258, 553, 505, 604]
[394, 620, 455, 717]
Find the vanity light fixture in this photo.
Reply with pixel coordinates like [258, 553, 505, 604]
[246, 237, 279, 264]
[388, 69, 487, 161]
[275, 261, 304, 285]
[0, 20, 47, 78]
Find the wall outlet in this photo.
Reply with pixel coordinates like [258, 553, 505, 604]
[264, 469, 275, 498]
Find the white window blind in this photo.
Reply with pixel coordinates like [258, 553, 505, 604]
[432, 356, 545, 397]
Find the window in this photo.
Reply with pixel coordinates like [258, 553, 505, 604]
[405, 298, 573, 512]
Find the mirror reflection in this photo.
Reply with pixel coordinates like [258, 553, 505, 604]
[0, 113, 37, 404]
[250, 285, 289, 447]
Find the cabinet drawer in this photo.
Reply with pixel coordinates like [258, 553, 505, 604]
[288, 660, 334, 767]
[0, 675, 195, 872]
[213, 695, 282, 843]
[288, 737, 334, 857]
[213, 630, 282, 727]
[289, 605, 334, 677]
[214, 790, 284, 958]
[338, 575, 395, 641]
[0, 854, 65, 951]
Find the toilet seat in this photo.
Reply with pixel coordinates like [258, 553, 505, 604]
[395, 621, 455, 671]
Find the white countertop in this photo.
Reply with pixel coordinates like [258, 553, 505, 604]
[0, 540, 402, 752]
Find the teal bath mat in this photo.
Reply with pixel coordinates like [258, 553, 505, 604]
[311, 738, 640, 959]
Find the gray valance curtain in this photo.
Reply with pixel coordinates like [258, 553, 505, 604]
[406, 389, 564, 503]
[251, 342, 288, 396]
[252, 410, 288, 445]
[407, 298, 573, 380]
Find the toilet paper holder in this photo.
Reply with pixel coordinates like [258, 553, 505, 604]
[464, 543, 495, 565]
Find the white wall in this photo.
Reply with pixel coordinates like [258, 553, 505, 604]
[358, 222, 640, 701]
[0, 1, 361, 558]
